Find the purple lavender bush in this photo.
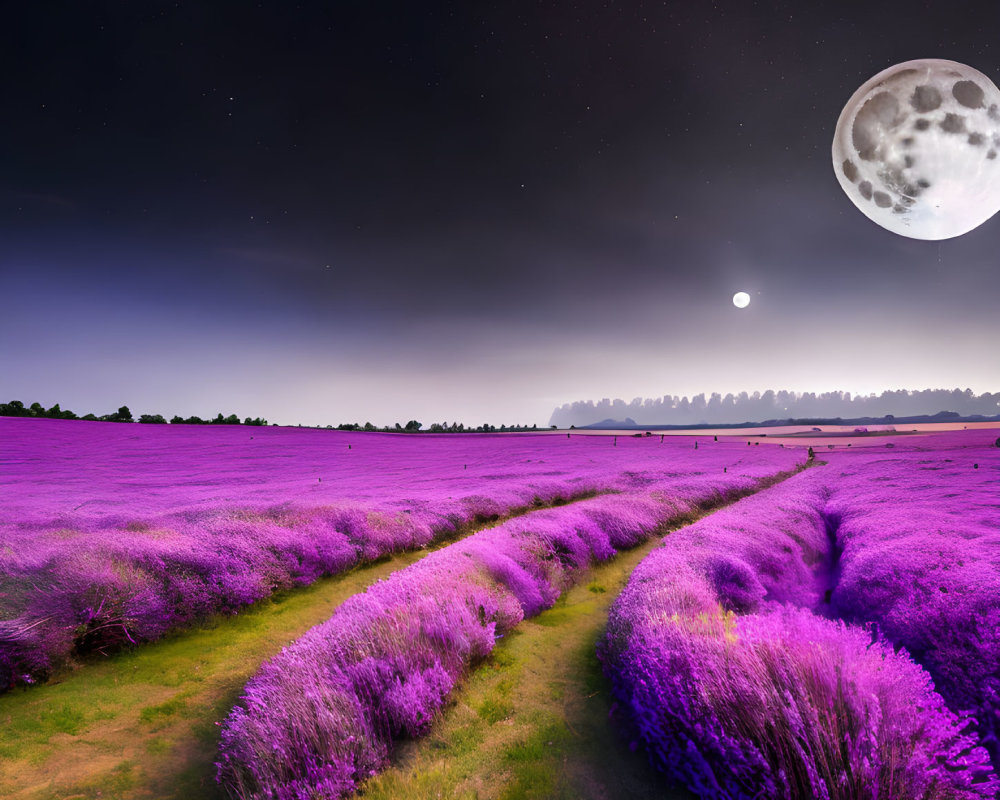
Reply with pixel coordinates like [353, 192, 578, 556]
[824, 445, 1000, 767]
[605, 604, 995, 799]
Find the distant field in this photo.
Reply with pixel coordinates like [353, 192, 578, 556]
[558, 420, 1000, 448]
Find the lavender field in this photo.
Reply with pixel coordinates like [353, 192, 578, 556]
[3, 419, 998, 800]
[0, 418, 798, 691]
[602, 428, 1000, 798]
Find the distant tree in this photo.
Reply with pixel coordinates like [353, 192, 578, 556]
[244, 417, 267, 426]
[429, 423, 445, 432]
[47, 403, 77, 419]
[363, 422, 376, 431]
[29, 402, 44, 416]
[404, 420, 422, 431]
[170, 416, 185, 424]
[139, 414, 167, 424]
[80, 413, 98, 421]
[0, 400, 29, 417]
[102, 406, 133, 423]
[184, 416, 206, 425]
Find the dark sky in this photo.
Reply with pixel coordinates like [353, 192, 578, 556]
[2, 1, 999, 426]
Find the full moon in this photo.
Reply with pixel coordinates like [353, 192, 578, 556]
[832, 59, 1000, 240]
[733, 292, 750, 308]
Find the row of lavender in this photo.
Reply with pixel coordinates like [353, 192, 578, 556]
[214, 455, 805, 798]
[601, 431, 1000, 798]
[0, 418, 794, 689]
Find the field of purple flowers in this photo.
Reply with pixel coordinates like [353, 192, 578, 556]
[214, 459, 805, 799]
[0, 418, 800, 691]
[602, 429, 1000, 798]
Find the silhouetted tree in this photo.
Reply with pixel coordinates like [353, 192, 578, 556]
[0, 400, 29, 416]
[101, 406, 133, 423]
[46, 403, 77, 419]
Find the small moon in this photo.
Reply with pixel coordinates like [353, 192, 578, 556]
[733, 291, 750, 308]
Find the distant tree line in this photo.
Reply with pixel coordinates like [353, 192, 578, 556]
[0, 401, 551, 432]
[329, 421, 542, 433]
[0, 400, 267, 426]
[168, 413, 269, 426]
[550, 388, 1000, 428]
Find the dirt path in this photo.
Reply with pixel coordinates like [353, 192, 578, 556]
[357, 532, 690, 800]
[0, 548, 441, 800]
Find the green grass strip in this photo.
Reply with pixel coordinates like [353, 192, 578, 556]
[355, 533, 688, 800]
[0, 550, 432, 800]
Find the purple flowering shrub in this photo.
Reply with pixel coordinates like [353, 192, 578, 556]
[825, 446, 1000, 766]
[215, 478, 799, 799]
[605, 604, 994, 799]
[217, 555, 521, 800]
[0, 417, 802, 689]
[602, 435, 1000, 796]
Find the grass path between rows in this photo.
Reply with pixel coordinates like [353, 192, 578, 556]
[356, 530, 688, 800]
[0, 466, 807, 800]
[0, 545, 435, 800]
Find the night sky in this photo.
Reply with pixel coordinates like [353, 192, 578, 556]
[3, 2, 999, 427]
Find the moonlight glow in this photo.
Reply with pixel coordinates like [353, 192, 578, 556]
[733, 292, 751, 308]
[833, 58, 1000, 240]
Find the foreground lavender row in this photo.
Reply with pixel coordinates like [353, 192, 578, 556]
[214, 459, 804, 798]
[602, 430, 1000, 798]
[0, 418, 800, 689]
